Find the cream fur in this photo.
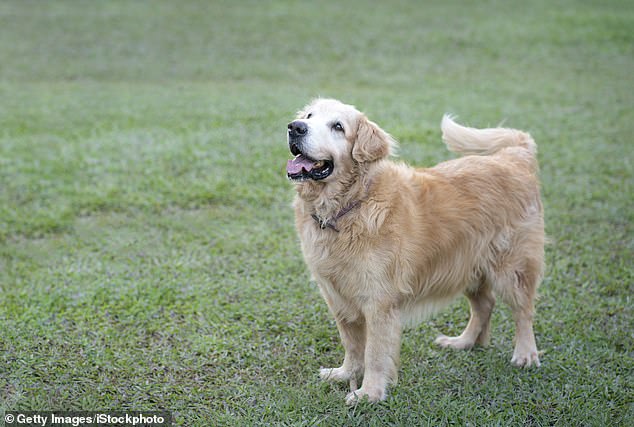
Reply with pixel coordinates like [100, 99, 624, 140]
[288, 99, 545, 404]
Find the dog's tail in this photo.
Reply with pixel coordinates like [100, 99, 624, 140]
[441, 114, 536, 157]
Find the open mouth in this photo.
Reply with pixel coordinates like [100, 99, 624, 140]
[286, 147, 333, 181]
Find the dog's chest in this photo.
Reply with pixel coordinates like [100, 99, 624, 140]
[298, 221, 386, 296]
[299, 223, 347, 273]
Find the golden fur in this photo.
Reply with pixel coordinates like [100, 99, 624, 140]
[287, 99, 545, 404]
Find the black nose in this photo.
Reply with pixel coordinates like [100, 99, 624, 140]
[288, 120, 308, 138]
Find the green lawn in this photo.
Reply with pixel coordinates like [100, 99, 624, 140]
[1, 0, 632, 425]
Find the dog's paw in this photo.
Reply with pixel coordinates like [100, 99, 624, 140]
[511, 349, 541, 368]
[319, 367, 351, 383]
[345, 387, 386, 405]
[434, 334, 475, 350]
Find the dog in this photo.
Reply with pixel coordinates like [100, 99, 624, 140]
[286, 98, 544, 404]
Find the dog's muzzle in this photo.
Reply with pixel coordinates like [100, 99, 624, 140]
[286, 120, 333, 181]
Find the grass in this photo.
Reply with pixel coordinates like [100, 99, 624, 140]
[0, 0, 632, 425]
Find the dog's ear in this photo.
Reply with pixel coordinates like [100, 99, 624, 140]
[353, 116, 397, 163]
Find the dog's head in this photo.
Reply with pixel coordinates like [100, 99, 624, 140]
[286, 98, 396, 183]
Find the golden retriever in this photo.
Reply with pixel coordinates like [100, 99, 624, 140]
[286, 98, 544, 404]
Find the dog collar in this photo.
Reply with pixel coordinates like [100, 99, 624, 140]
[310, 178, 373, 232]
[311, 200, 361, 232]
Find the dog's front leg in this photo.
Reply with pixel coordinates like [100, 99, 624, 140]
[320, 317, 366, 390]
[346, 305, 401, 405]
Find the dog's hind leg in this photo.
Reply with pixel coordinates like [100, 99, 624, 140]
[503, 267, 542, 368]
[435, 280, 496, 350]
[493, 228, 544, 367]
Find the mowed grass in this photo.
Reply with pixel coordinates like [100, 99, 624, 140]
[0, 0, 632, 425]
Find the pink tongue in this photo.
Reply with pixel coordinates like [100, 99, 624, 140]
[286, 155, 315, 174]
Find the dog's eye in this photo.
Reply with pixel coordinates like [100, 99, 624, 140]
[306, 113, 313, 119]
[332, 122, 344, 132]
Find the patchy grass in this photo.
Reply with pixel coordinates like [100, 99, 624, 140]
[0, 0, 632, 425]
